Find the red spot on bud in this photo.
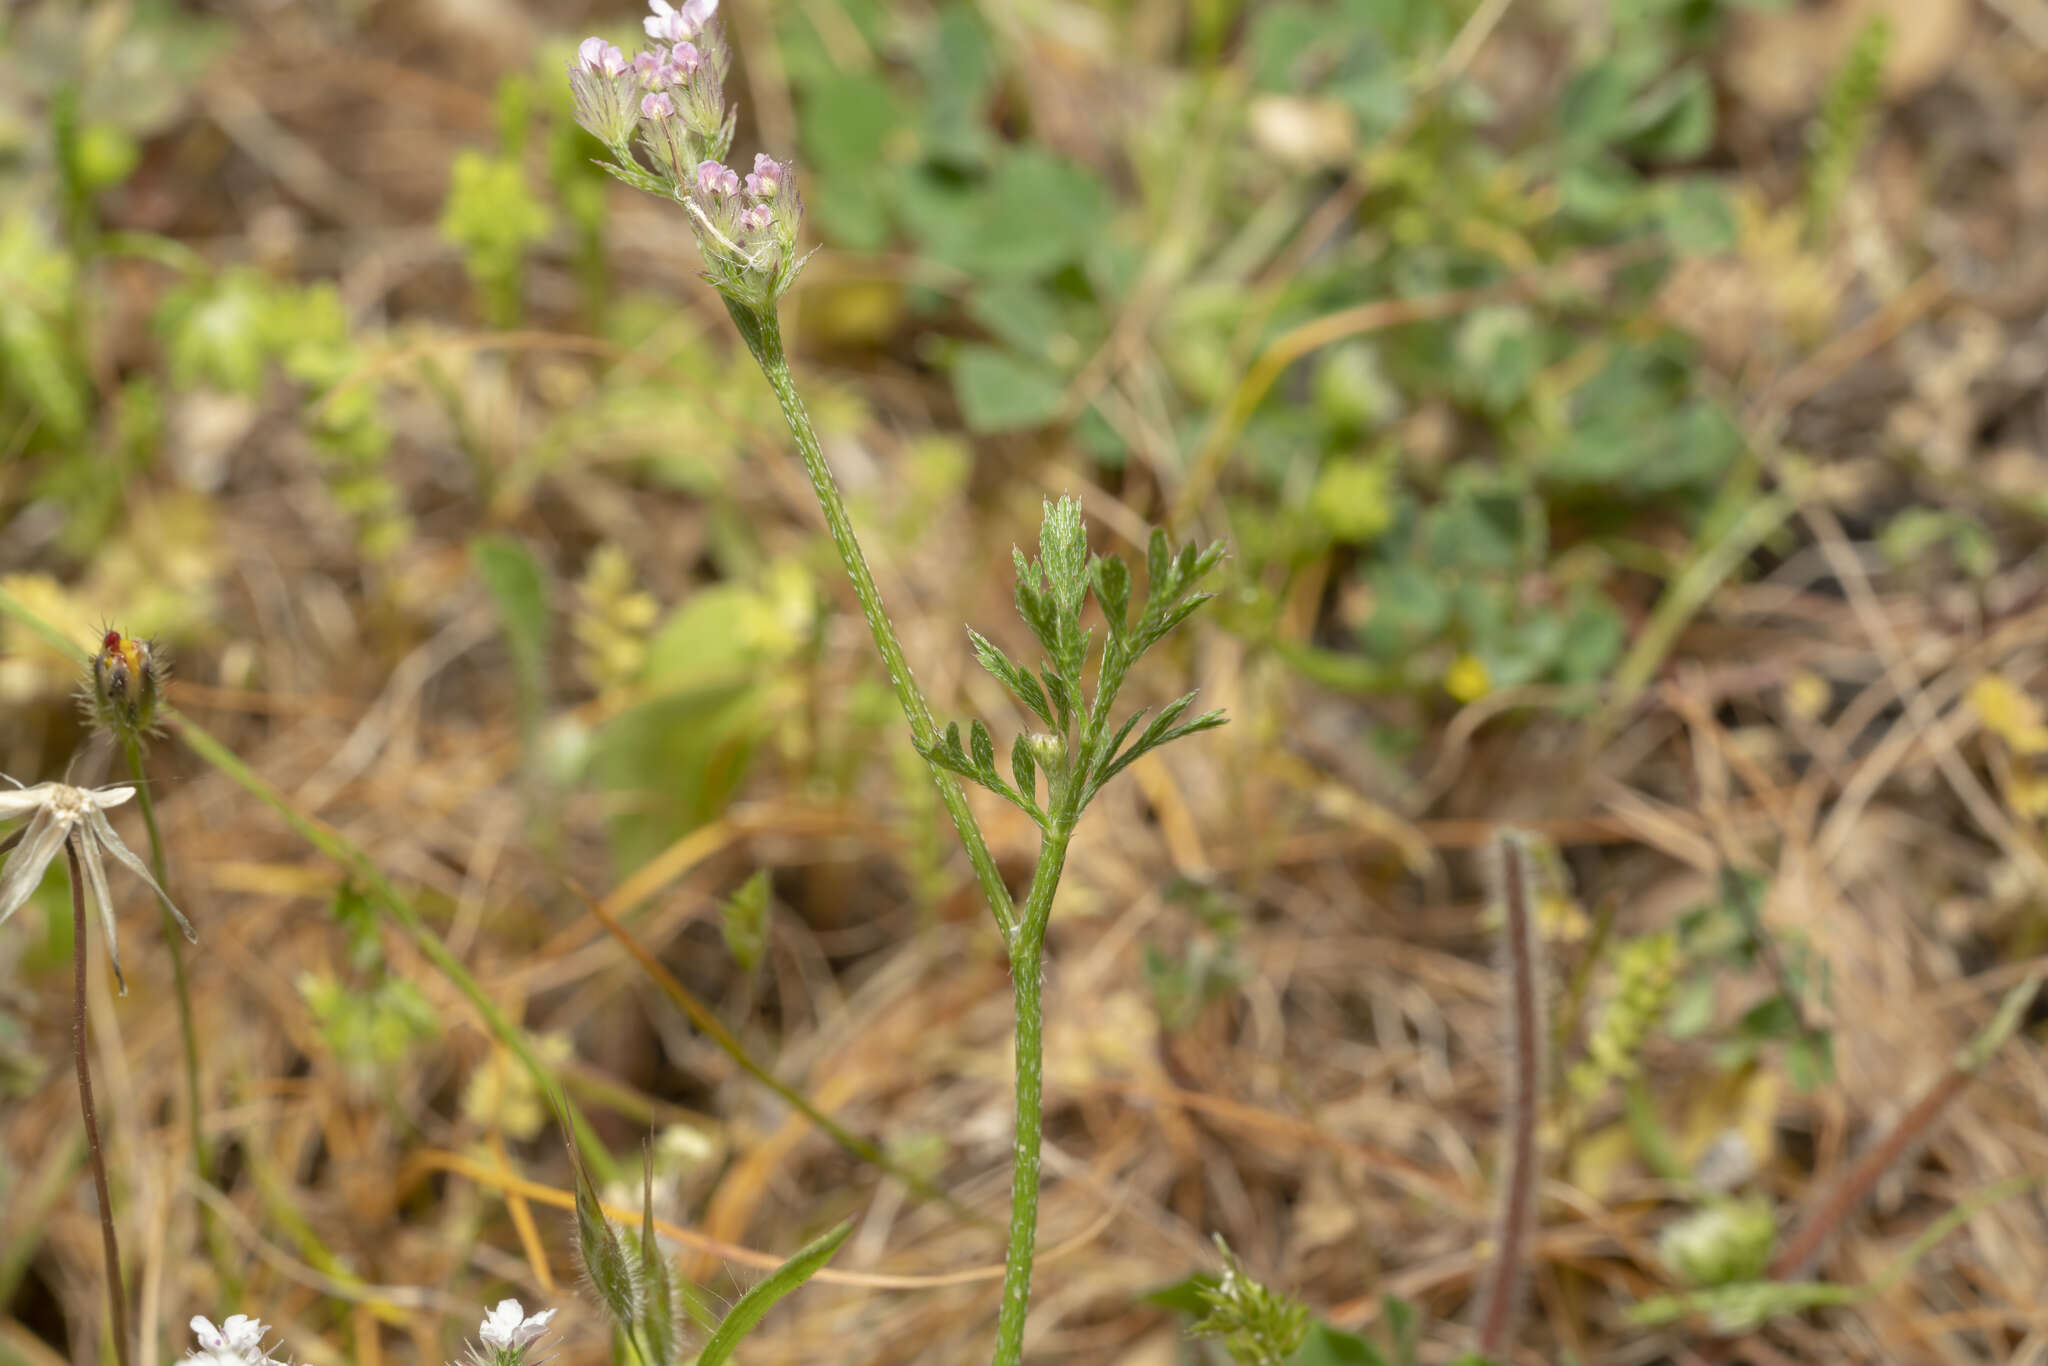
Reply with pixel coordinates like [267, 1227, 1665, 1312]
[103, 630, 123, 651]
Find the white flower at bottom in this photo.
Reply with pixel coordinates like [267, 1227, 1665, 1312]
[0, 777, 196, 992]
[185, 1314, 280, 1364]
[479, 1300, 556, 1353]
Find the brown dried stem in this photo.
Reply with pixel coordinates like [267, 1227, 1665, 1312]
[67, 836, 132, 1366]
[1770, 974, 2040, 1280]
[1476, 830, 1542, 1358]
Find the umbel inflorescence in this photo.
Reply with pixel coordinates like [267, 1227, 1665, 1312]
[568, 0, 809, 310]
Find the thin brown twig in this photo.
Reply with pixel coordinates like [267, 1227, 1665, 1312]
[1769, 975, 2042, 1279]
[68, 836, 131, 1366]
[1770, 1068, 1972, 1280]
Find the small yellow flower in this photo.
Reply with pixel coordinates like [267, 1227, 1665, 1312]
[1969, 673, 2048, 756]
[1445, 652, 1491, 703]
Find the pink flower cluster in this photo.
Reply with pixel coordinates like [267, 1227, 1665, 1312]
[569, 2, 810, 306]
[568, 0, 726, 153]
[688, 152, 801, 269]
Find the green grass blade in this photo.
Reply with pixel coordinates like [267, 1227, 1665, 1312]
[694, 1220, 853, 1366]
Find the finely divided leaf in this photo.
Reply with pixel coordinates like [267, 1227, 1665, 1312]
[970, 719, 997, 776]
[1011, 733, 1038, 806]
[1095, 553, 1131, 637]
[970, 627, 1054, 725]
[1039, 496, 1089, 617]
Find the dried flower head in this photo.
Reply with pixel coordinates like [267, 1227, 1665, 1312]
[86, 628, 166, 738]
[0, 777, 196, 992]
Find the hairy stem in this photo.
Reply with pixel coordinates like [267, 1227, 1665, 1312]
[723, 296, 1017, 943]
[68, 838, 132, 1366]
[119, 735, 237, 1294]
[1477, 831, 1541, 1359]
[991, 823, 1072, 1366]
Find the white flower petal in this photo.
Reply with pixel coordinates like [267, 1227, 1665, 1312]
[190, 1316, 225, 1350]
[517, 1307, 557, 1343]
[87, 806, 195, 942]
[220, 1316, 266, 1352]
[479, 1300, 523, 1348]
[0, 806, 66, 926]
[0, 781, 55, 820]
[77, 827, 126, 993]
[86, 785, 137, 810]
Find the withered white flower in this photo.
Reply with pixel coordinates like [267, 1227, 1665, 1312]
[0, 777, 196, 992]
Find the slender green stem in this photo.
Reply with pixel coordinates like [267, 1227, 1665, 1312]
[117, 735, 236, 1295]
[991, 822, 1072, 1366]
[169, 709, 621, 1184]
[68, 838, 132, 1366]
[723, 297, 1018, 943]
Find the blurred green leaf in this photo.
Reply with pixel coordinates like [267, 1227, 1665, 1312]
[1290, 1322, 1388, 1364]
[722, 869, 771, 973]
[953, 344, 1067, 432]
[471, 535, 552, 741]
[1656, 177, 1738, 253]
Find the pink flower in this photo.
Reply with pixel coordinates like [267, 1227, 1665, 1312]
[744, 153, 788, 199]
[645, 0, 718, 41]
[665, 41, 702, 79]
[696, 159, 739, 197]
[575, 37, 628, 77]
[738, 204, 773, 233]
[641, 90, 676, 119]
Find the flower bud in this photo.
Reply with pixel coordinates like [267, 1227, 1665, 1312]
[568, 37, 640, 146]
[87, 628, 165, 738]
[637, 91, 695, 185]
